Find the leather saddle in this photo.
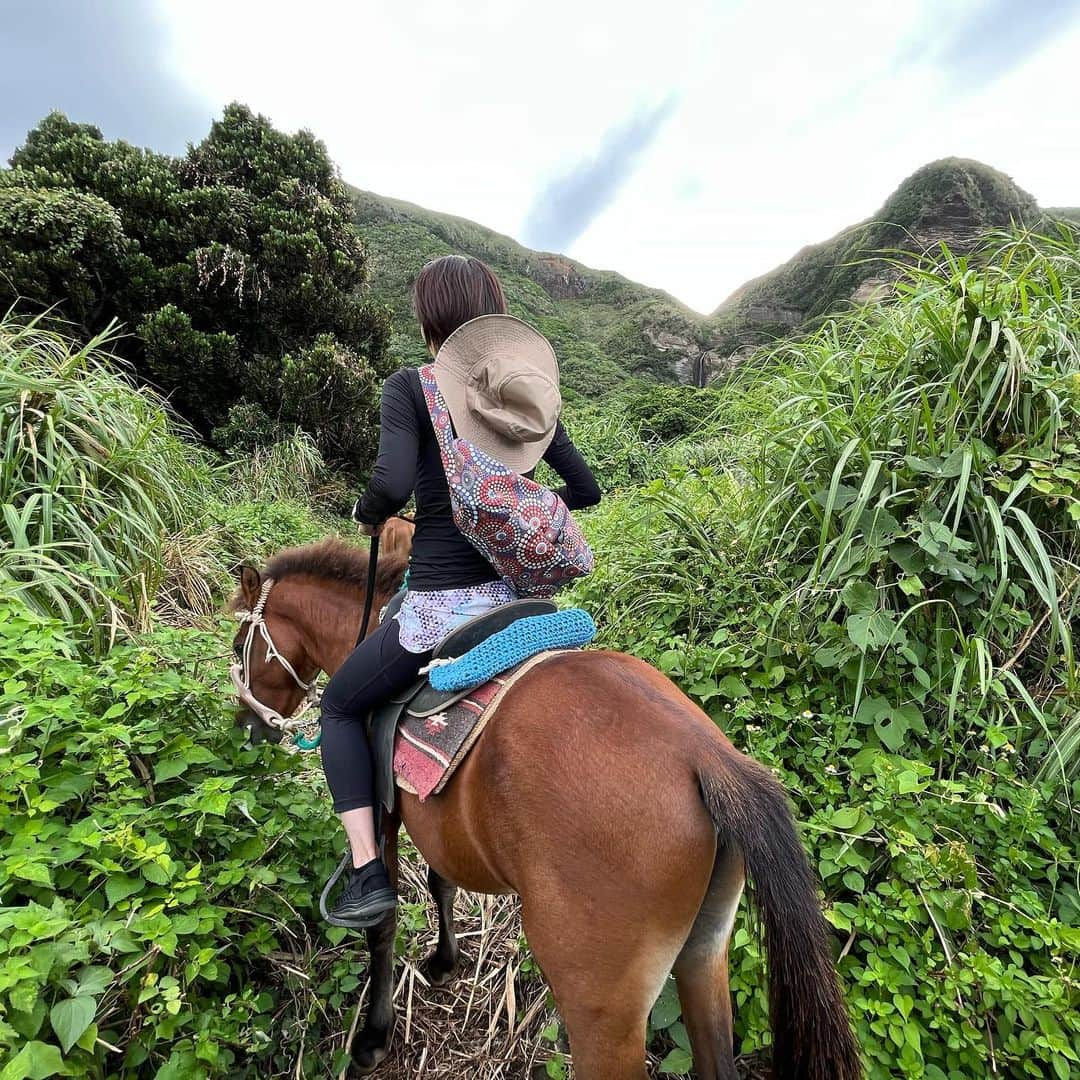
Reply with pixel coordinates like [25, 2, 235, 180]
[370, 595, 556, 821]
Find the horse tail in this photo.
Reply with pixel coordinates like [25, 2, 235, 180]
[698, 744, 863, 1080]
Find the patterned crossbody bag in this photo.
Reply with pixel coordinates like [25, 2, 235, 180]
[418, 364, 594, 598]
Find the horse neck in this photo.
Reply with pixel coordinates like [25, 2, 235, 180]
[282, 575, 390, 676]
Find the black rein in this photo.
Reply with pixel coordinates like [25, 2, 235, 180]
[355, 532, 379, 647]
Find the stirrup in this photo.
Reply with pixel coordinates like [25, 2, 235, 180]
[319, 837, 390, 924]
[319, 849, 353, 923]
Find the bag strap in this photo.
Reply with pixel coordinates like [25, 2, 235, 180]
[418, 364, 458, 472]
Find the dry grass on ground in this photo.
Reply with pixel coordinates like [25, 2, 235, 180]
[339, 849, 563, 1079]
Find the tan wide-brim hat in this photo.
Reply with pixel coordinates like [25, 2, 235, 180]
[432, 314, 561, 473]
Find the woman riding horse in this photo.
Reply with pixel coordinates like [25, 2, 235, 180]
[230, 536, 862, 1079]
[318, 255, 601, 927]
[229, 254, 861, 1077]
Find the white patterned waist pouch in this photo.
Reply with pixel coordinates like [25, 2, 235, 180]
[394, 581, 518, 654]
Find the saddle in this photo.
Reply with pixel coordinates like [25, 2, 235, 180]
[369, 595, 557, 822]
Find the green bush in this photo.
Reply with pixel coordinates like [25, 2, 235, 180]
[747, 230, 1080, 778]
[569, 228, 1080, 1078]
[1, 106, 392, 470]
[615, 383, 727, 442]
[0, 314, 351, 644]
[0, 595, 355, 1079]
[0, 316, 215, 645]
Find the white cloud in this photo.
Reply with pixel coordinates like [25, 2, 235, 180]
[150, 0, 1080, 311]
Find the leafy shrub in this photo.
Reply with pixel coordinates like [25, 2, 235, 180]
[0, 595, 353, 1079]
[616, 383, 727, 442]
[202, 500, 333, 569]
[0, 316, 214, 645]
[1, 106, 392, 469]
[569, 228, 1080, 1078]
[748, 230, 1080, 778]
[546, 406, 657, 493]
[0, 314, 351, 643]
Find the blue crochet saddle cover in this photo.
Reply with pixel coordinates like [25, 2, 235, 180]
[427, 608, 596, 693]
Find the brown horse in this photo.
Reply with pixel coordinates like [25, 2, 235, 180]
[229, 538, 862, 1080]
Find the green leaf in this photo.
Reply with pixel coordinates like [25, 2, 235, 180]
[153, 758, 190, 783]
[876, 703, 925, 752]
[898, 574, 925, 597]
[75, 967, 113, 997]
[830, 806, 861, 830]
[897, 771, 922, 794]
[650, 992, 681, 1029]
[545, 1055, 568, 1079]
[659, 1048, 693, 1074]
[670, 1021, 691, 1051]
[104, 874, 141, 907]
[842, 870, 865, 892]
[716, 675, 750, 699]
[846, 609, 898, 653]
[7, 860, 53, 887]
[0, 1040, 69, 1080]
[841, 580, 877, 614]
[50, 996, 96, 1055]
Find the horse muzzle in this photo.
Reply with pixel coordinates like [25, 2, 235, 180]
[230, 663, 287, 744]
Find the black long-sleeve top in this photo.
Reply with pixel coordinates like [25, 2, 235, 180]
[355, 367, 601, 591]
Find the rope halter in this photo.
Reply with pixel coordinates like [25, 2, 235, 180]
[229, 578, 321, 735]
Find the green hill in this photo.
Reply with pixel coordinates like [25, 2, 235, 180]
[353, 158, 1063, 394]
[704, 158, 1040, 357]
[350, 187, 715, 400]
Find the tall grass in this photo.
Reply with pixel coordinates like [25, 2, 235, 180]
[577, 226, 1080, 782]
[746, 229, 1080, 775]
[0, 314, 214, 647]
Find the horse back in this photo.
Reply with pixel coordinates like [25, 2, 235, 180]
[399, 649, 726, 897]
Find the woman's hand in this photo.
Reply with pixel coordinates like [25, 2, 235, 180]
[351, 499, 385, 537]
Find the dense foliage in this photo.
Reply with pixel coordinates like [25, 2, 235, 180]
[0, 107, 391, 469]
[571, 227, 1080, 1078]
[0, 313, 347, 654]
[2, 219, 1078, 1080]
[0, 600, 357, 1080]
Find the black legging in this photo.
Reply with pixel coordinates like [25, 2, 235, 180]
[319, 618, 432, 813]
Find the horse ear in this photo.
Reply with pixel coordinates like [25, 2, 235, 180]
[238, 565, 261, 608]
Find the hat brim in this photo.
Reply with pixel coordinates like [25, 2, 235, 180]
[433, 315, 560, 474]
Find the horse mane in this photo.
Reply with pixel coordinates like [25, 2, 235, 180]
[227, 536, 409, 611]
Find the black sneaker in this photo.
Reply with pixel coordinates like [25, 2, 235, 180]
[324, 859, 397, 929]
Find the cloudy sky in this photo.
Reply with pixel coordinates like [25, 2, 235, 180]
[3, 0, 1079, 312]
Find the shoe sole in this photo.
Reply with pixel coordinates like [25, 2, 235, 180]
[324, 891, 398, 929]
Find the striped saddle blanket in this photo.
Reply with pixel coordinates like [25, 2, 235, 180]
[392, 651, 557, 800]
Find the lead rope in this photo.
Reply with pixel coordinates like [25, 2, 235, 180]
[319, 849, 354, 922]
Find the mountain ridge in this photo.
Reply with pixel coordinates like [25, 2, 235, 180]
[351, 158, 1069, 393]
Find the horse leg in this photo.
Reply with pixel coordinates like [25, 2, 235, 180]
[349, 815, 399, 1076]
[422, 866, 460, 987]
[520, 899, 691, 1080]
[671, 843, 745, 1080]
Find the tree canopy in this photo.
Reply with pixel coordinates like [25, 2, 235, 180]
[0, 105, 392, 469]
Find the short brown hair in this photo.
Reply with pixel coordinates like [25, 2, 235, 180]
[412, 255, 507, 353]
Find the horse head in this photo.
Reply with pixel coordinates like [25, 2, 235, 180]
[229, 565, 319, 745]
[226, 535, 414, 745]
